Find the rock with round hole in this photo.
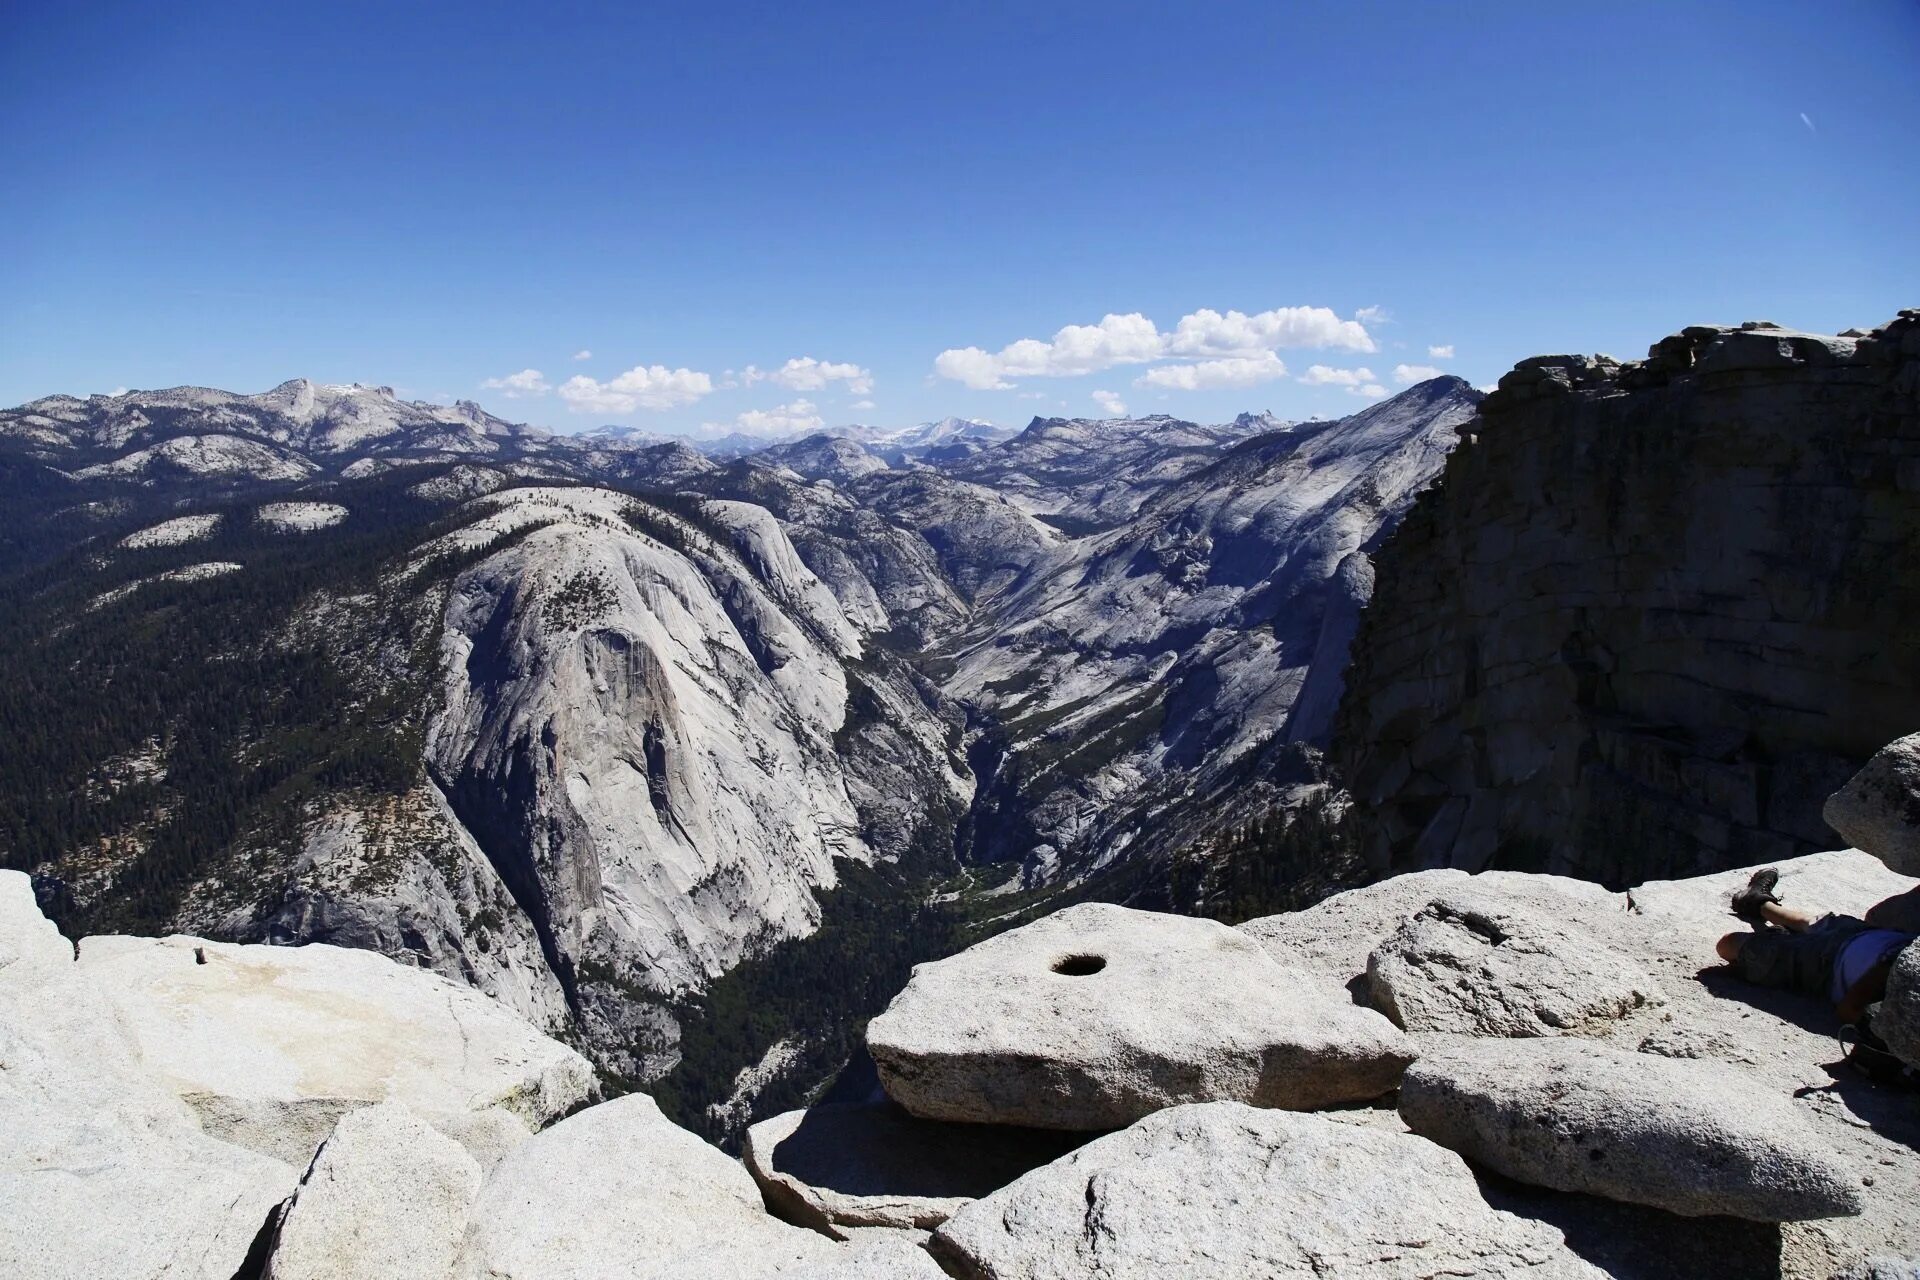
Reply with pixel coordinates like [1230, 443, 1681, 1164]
[865, 903, 1417, 1130]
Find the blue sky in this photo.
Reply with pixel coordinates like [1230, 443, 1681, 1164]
[3, 2, 1916, 437]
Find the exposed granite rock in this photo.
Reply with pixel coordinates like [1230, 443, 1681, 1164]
[1336, 314, 1920, 884]
[866, 902, 1416, 1129]
[0, 1102, 296, 1280]
[0, 870, 71, 973]
[1400, 1038, 1861, 1222]
[742, 1102, 1084, 1236]
[265, 1102, 481, 1280]
[452, 1094, 841, 1280]
[1241, 868, 1628, 988]
[1825, 733, 1920, 875]
[931, 1101, 1604, 1279]
[74, 933, 595, 1166]
[1366, 888, 1666, 1036]
[1877, 941, 1920, 1070]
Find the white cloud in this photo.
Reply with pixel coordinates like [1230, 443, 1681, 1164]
[1393, 363, 1447, 384]
[1355, 383, 1389, 399]
[1164, 307, 1374, 357]
[106, 386, 128, 397]
[716, 398, 823, 437]
[936, 305, 1374, 389]
[1091, 389, 1129, 416]
[743, 356, 874, 395]
[1800, 112, 1815, 133]
[1135, 352, 1288, 390]
[1427, 344, 1454, 359]
[572, 349, 593, 361]
[480, 368, 551, 398]
[1355, 305, 1391, 325]
[1299, 364, 1377, 387]
[557, 364, 713, 414]
[935, 312, 1162, 389]
[850, 398, 876, 410]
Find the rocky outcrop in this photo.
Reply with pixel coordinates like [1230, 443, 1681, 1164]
[930, 1102, 1604, 1279]
[1, 1104, 296, 1280]
[451, 1094, 841, 1280]
[866, 903, 1415, 1129]
[1826, 733, 1920, 875]
[264, 1102, 482, 1280]
[1879, 941, 1920, 1070]
[74, 932, 595, 1166]
[1400, 1038, 1861, 1221]
[1337, 315, 1920, 884]
[743, 1102, 1083, 1236]
[0, 870, 71, 972]
[1365, 888, 1666, 1036]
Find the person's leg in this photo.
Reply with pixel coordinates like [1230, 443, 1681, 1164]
[1758, 900, 1819, 933]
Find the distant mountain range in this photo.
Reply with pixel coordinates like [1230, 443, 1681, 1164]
[0, 370, 1476, 1126]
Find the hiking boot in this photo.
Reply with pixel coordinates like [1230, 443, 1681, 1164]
[1730, 867, 1781, 925]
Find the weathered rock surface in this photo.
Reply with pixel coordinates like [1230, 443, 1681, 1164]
[1400, 1038, 1862, 1222]
[1242, 867, 1627, 986]
[1337, 314, 1920, 884]
[0, 870, 71, 973]
[743, 1102, 1084, 1236]
[74, 933, 595, 1165]
[265, 1102, 481, 1280]
[0, 1102, 295, 1280]
[1365, 888, 1666, 1036]
[1825, 733, 1920, 876]
[932, 1101, 1603, 1279]
[453, 1093, 840, 1279]
[867, 903, 1416, 1129]
[1878, 940, 1920, 1070]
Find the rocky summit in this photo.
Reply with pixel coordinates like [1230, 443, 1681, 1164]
[2, 315, 1919, 1278]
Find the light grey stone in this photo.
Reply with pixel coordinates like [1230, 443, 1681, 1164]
[74, 933, 595, 1166]
[931, 1101, 1603, 1279]
[453, 1093, 841, 1280]
[1366, 888, 1666, 1036]
[265, 1101, 481, 1280]
[0, 870, 70, 974]
[867, 903, 1416, 1129]
[0, 964, 196, 1131]
[0, 1100, 296, 1280]
[1399, 1038, 1862, 1222]
[1241, 868, 1625, 988]
[1877, 940, 1920, 1070]
[743, 1102, 1083, 1236]
[1825, 733, 1920, 875]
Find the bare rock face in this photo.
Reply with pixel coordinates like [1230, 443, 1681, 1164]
[74, 933, 595, 1166]
[866, 903, 1417, 1130]
[0, 871, 71, 973]
[1399, 1038, 1862, 1222]
[265, 1102, 482, 1280]
[1336, 314, 1920, 883]
[1825, 733, 1920, 876]
[1878, 941, 1920, 1070]
[453, 1093, 841, 1280]
[1241, 868, 1627, 988]
[1365, 888, 1666, 1036]
[0, 1103, 296, 1280]
[931, 1101, 1604, 1279]
[742, 1102, 1084, 1236]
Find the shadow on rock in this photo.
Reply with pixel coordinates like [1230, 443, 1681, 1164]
[1476, 1169, 1784, 1280]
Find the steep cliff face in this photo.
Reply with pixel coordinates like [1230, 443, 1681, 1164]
[1336, 314, 1920, 885]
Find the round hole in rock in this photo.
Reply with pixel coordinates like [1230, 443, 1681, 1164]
[1052, 954, 1107, 976]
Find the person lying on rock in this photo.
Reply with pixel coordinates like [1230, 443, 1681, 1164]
[1716, 869, 1915, 1022]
